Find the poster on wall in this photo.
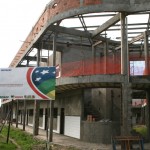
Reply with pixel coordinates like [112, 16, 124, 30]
[0, 67, 56, 100]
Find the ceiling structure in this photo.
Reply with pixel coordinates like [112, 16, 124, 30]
[9, 0, 150, 68]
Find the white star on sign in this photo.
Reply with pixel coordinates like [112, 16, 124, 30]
[35, 77, 41, 81]
[41, 70, 49, 75]
[35, 70, 39, 73]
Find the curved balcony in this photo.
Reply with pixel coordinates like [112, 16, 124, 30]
[56, 54, 150, 93]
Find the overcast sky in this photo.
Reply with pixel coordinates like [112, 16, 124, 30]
[0, 0, 51, 68]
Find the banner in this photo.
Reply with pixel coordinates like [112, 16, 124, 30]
[0, 67, 56, 100]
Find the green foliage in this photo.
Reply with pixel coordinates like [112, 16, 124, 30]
[132, 125, 147, 139]
[0, 126, 80, 150]
[1, 126, 44, 150]
[0, 135, 16, 150]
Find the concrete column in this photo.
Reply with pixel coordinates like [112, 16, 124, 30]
[92, 45, 95, 58]
[47, 48, 50, 66]
[16, 100, 19, 128]
[92, 45, 96, 74]
[49, 33, 56, 142]
[1, 104, 4, 120]
[146, 90, 150, 141]
[37, 48, 41, 67]
[10, 100, 14, 123]
[120, 13, 128, 75]
[113, 51, 116, 74]
[104, 39, 108, 74]
[26, 59, 29, 67]
[120, 12, 132, 135]
[144, 31, 149, 75]
[23, 100, 26, 131]
[33, 100, 40, 135]
[121, 82, 132, 135]
[33, 48, 41, 135]
[26, 109, 28, 125]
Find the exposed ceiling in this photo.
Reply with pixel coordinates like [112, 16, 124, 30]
[11, 11, 150, 67]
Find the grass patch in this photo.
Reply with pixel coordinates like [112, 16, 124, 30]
[0, 125, 80, 150]
[1, 126, 44, 150]
[132, 125, 147, 139]
[0, 135, 17, 150]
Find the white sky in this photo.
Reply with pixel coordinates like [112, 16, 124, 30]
[0, 0, 51, 68]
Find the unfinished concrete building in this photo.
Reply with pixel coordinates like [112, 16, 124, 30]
[1, 0, 150, 144]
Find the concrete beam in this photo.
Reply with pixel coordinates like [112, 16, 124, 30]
[17, 64, 35, 67]
[24, 56, 47, 62]
[56, 75, 150, 92]
[129, 33, 144, 44]
[56, 74, 124, 86]
[115, 33, 144, 51]
[49, 25, 91, 38]
[130, 76, 150, 84]
[92, 13, 120, 37]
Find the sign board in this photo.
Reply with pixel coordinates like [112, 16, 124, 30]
[0, 67, 56, 100]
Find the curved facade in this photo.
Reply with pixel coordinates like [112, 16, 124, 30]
[10, 0, 150, 67]
[2, 0, 150, 144]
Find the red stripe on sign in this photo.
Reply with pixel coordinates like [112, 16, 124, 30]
[26, 68, 48, 99]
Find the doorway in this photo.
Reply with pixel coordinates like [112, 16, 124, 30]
[45, 108, 48, 130]
[60, 108, 65, 134]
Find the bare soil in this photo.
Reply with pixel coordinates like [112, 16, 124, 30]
[32, 144, 80, 150]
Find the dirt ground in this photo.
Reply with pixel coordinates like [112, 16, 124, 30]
[32, 144, 80, 150]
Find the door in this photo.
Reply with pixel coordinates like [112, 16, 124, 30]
[60, 108, 65, 134]
[45, 108, 48, 130]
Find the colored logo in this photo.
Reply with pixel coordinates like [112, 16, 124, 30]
[26, 67, 56, 100]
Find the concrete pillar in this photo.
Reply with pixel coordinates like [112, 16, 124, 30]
[16, 100, 19, 128]
[10, 100, 14, 123]
[26, 59, 29, 67]
[48, 33, 56, 142]
[92, 45, 95, 58]
[33, 48, 41, 135]
[47, 48, 50, 66]
[37, 48, 41, 67]
[1, 104, 3, 120]
[104, 39, 108, 74]
[146, 90, 150, 141]
[23, 100, 26, 131]
[121, 82, 132, 135]
[144, 31, 149, 75]
[1, 104, 6, 120]
[120, 12, 132, 135]
[26, 109, 28, 125]
[120, 13, 128, 75]
[33, 100, 40, 135]
[92, 45, 96, 74]
[113, 50, 116, 74]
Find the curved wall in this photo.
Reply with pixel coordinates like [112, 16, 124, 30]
[10, 0, 150, 67]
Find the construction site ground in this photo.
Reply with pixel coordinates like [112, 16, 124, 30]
[10, 124, 150, 150]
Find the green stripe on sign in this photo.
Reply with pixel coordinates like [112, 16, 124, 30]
[37, 79, 55, 95]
